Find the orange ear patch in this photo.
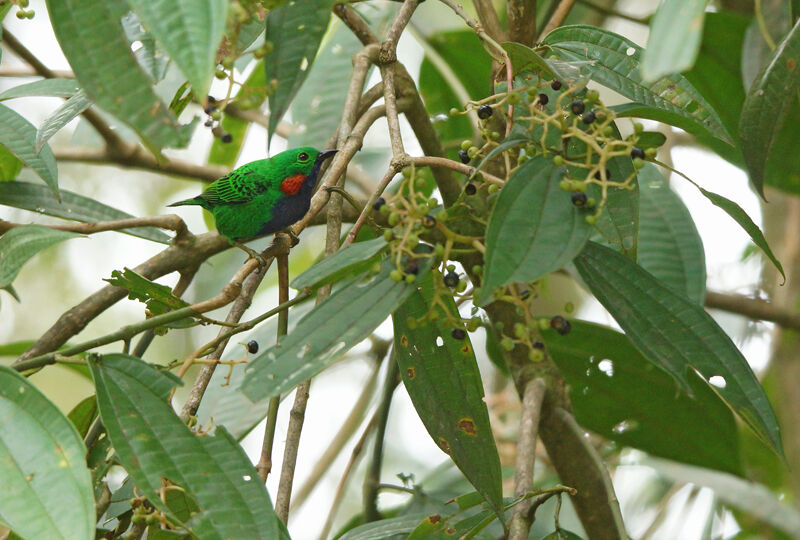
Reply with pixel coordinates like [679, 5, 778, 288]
[280, 174, 306, 195]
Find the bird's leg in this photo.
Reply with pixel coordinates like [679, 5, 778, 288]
[324, 186, 361, 212]
[234, 241, 268, 266]
[283, 227, 301, 247]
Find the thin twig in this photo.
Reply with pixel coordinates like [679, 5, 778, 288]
[541, 0, 578, 37]
[410, 155, 504, 185]
[0, 215, 189, 240]
[334, 3, 379, 46]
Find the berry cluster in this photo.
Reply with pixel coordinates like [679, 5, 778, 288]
[5, 0, 34, 19]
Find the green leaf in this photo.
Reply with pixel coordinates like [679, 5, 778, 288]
[338, 513, 432, 540]
[543, 530, 584, 540]
[542, 320, 741, 475]
[0, 78, 82, 100]
[502, 41, 557, 79]
[637, 164, 706, 304]
[265, 0, 332, 144]
[543, 25, 730, 144]
[641, 0, 708, 82]
[0, 104, 59, 194]
[696, 187, 785, 282]
[739, 18, 800, 198]
[0, 145, 22, 181]
[632, 131, 667, 149]
[0, 365, 94, 540]
[89, 353, 289, 539]
[479, 157, 589, 305]
[67, 395, 98, 439]
[291, 237, 388, 290]
[574, 241, 782, 454]
[393, 274, 503, 517]
[643, 457, 800, 537]
[168, 81, 193, 117]
[0, 181, 171, 244]
[125, 0, 227, 99]
[0, 225, 82, 289]
[240, 251, 433, 402]
[45, 0, 191, 151]
[104, 268, 193, 319]
[35, 89, 92, 152]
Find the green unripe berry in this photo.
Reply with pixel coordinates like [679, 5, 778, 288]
[379, 204, 391, 216]
[553, 155, 565, 166]
[388, 212, 400, 226]
[390, 269, 404, 282]
[586, 197, 597, 208]
[221, 57, 235, 70]
[633, 157, 645, 169]
[19, 0, 29, 7]
[506, 92, 521, 105]
[500, 337, 515, 351]
[215, 69, 227, 79]
[449, 107, 460, 117]
[488, 184, 499, 194]
[15, 9, 25, 19]
[401, 166, 413, 178]
[472, 286, 481, 298]
[383, 229, 393, 241]
[586, 89, 600, 102]
[528, 348, 544, 362]
[461, 140, 473, 150]
[559, 180, 570, 191]
[633, 122, 644, 133]
[210, 110, 222, 121]
[585, 214, 597, 225]
[565, 301, 575, 313]
[456, 280, 468, 293]
[472, 265, 482, 275]
[427, 197, 438, 209]
[415, 176, 427, 189]
[467, 146, 479, 159]
[434, 243, 445, 257]
[513, 322, 528, 339]
[490, 131, 500, 140]
[645, 147, 657, 158]
[404, 273, 416, 284]
[146, 515, 160, 525]
[406, 234, 419, 248]
[538, 318, 550, 331]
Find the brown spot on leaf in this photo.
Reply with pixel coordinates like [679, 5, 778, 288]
[438, 437, 451, 454]
[460, 343, 472, 354]
[445, 527, 457, 535]
[406, 367, 415, 379]
[788, 58, 797, 71]
[428, 514, 442, 524]
[458, 418, 477, 436]
[400, 334, 409, 347]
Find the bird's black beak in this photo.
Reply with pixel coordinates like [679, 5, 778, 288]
[316, 149, 338, 163]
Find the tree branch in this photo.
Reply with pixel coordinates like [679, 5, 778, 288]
[705, 291, 800, 331]
[474, 0, 508, 43]
[507, 0, 537, 46]
[541, 0, 578, 36]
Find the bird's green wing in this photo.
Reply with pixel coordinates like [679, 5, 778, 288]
[200, 167, 264, 206]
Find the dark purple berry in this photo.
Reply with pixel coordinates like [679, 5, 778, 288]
[630, 146, 645, 159]
[458, 149, 470, 164]
[247, 340, 259, 354]
[444, 272, 459, 288]
[538, 93, 549, 105]
[519, 289, 531, 300]
[571, 192, 588, 207]
[551, 80, 562, 91]
[570, 101, 585, 115]
[207, 95, 217, 104]
[451, 328, 467, 340]
[581, 111, 596, 124]
[477, 104, 493, 119]
[204, 105, 217, 115]
[372, 197, 386, 211]
[594, 168, 611, 180]
[221, 132, 233, 143]
[421, 214, 437, 229]
[404, 260, 419, 275]
[550, 315, 571, 335]
[465, 183, 477, 195]
[532, 341, 544, 350]
[204, 119, 214, 127]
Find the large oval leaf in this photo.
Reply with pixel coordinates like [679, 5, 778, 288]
[0, 365, 94, 540]
[641, 0, 708, 82]
[125, 0, 227, 99]
[479, 156, 589, 305]
[574, 241, 782, 455]
[0, 78, 81, 101]
[45, 0, 190, 151]
[266, 0, 332, 143]
[739, 18, 800, 198]
[240, 251, 433, 402]
[0, 181, 170, 244]
[0, 104, 59, 194]
[543, 25, 730, 145]
[393, 273, 503, 517]
[542, 321, 741, 475]
[0, 225, 82, 289]
[291, 236, 388, 290]
[89, 354, 288, 539]
[637, 164, 706, 304]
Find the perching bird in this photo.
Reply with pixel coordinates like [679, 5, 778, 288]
[168, 146, 337, 258]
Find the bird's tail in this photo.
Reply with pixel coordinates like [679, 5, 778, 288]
[167, 196, 205, 208]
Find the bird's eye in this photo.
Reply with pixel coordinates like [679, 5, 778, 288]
[298, 152, 309, 162]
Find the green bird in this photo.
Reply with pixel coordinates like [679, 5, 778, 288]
[168, 146, 337, 257]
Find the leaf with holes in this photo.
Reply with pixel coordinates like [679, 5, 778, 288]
[637, 164, 706, 303]
[739, 18, 800, 198]
[266, 0, 332, 144]
[0, 365, 94, 540]
[542, 320, 741, 475]
[479, 156, 589, 305]
[89, 353, 289, 539]
[35, 89, 92, 152]
[543, 25, 730, 145]
[0, 104, 59, 194]
[241, 250, 433, 402]
[125, 0, 227, 99]
[641, 0, 708, 82]
[46, 0, 191, 151]
[105, 267, 190, 316]
[574, 241, 782, 455]
[393, 273, 503, 518]
[291, 236, 388, 290]
[0, 181, 170, 244]
[0, 225, 82, 289]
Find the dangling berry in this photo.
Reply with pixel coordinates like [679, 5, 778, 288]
[519, 289, 531, 300]
[570, 101, 585, 115]
[444, 272, 460, 288]
[550, 315, 571, 335]
[421, 214, 437, 229]
[372, 197, 386, 211]
[630, 146, 645, 159]
[538, 93, 549, 105]
[247, 340, 259, 354]
[221, 132, 233, 143]
[204, 119, 214, 127]
[571, 192, 588, 207]
[594, 168, 611, 180]
[204, 104, 217, 115]
[404, 260, 419, 275]
[458, 149, 470, 163]
[451, 328, 467, 340]
[531, 341, 545, 350]
[465, 183, 477, 195]
[581, 111, 596, 124]
[477, 104, 493, 119]
[551, 79, 562, 91]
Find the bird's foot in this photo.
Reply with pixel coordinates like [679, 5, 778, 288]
[234, 242, 268, 267]
[283, 227, 301, 247]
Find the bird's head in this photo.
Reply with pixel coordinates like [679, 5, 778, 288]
[276, 147, 337, 179]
